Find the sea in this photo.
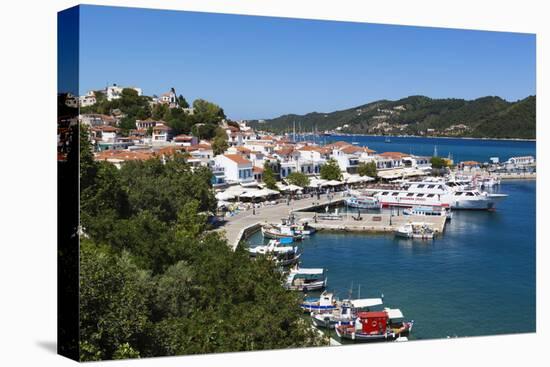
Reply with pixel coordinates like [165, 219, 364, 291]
[248, 136, 536, 340]
[303, 134, 536, 163]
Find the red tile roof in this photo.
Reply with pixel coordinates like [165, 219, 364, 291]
[378, 152, 409, 159]
[224, 154, 252, 165]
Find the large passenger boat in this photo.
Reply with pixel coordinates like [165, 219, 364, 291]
[361, 181, 507, 210]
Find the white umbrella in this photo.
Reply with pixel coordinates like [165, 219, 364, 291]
[326, 180, 343, 186]
[215, 191, 235, 200]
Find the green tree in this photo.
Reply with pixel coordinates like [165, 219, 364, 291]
[79, 242, 152, 361]
[263, 162, 278, 190]
[320, 159, 343, 181]
[430, 156, 448, 169]
[286, 172, 310, 187]
[357, 161, 377, 178]
[212, 127, 229, 155]
[178, 95, 189, 109]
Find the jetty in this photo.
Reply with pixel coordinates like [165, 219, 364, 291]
[216, 194, 447, 249]
[216, 196, 344, 250]
[294, 211, 446, 234]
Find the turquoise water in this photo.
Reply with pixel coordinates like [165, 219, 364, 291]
[248, 180, 536, 339]
[305, 135, 536, 163]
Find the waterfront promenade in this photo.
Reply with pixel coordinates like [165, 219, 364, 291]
[216, 195, 344, 249]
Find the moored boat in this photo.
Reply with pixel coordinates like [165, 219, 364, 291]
[262, 224, 303, 240]
[285, 266, 327, 292]
[334, 308, 413, 342]
[395, 222, 435, 240]
[248, 240, 301, 266]
[403, 206, 452, 220]
[311, 297, 384, 329]
[301, 291, 337, 313]
[345, 196, 382, 210]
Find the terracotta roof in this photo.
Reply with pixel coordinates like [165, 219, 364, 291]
[339, 145, 364, 154]
[327, 141, 351, 148]
[92, 126, 119, 132]
[236, 146, 252, 153]
[153, 124, 172, 131]
[274, 147, 295, 156]
[174, 134, 194, 142]
[224, 154, 252, 165]
[378, 152, 409, 159]
[95, 150, 154, 162]
[253, 166, 264, 173]
[462, 160, 480, 166]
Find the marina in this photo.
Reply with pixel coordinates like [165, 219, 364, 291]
[246, 179, 536, 340]
[210, 134, 536, 343]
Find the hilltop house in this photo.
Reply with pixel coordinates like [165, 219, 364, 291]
[152, 124, 173, 145]
[106, 84, 142, 101]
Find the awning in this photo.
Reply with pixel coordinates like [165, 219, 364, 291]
[386, 308, 404, 319]
[350, 298, 384, 308]
[326, 180, 344, 186]
[293, 268, 324, 275]
[215, 192, 235, 200]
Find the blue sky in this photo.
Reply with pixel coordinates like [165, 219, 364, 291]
[77, 5, 536, 120]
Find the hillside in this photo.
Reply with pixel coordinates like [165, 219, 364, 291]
[250, 95, 536, 139]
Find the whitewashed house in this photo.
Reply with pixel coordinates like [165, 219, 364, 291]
[214, 154, 254, 184]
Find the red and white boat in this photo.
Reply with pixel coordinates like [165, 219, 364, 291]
[335, 308, 413, 342]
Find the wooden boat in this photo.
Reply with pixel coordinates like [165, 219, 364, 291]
[261, 224, 303, 240]
[311, 297, 384, 329]
[285, 266, 327, 291]
[334, 308, 413, 342]
[301, 291, 337, 313]
[248, 241, 301, 266]
[394, 222, 435, 240]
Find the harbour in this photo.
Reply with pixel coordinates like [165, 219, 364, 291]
[246, 179, 536, 340]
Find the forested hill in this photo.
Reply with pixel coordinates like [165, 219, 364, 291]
[249, 95, 536, 139]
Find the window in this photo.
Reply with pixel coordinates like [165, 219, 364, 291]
[381, 192, 389, 196]
[428, 185, 435, 189]
[392, 192, 399, 196]
[417, 184, 425, 188]
[427, 194, 435, 198]
[407, 193, 414, 197]
[417, 193, 424, 197]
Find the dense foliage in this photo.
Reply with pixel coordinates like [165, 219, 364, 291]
[79, 129, 322, 361]
[251, 95, 536, 139]
[357, 161, 377, 178]
[320, 159, 343, 181]
[82, 90, 227, 139]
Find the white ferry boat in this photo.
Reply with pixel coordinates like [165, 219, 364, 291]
[345, 196, 382, 210]
[362, 181, 507, 210]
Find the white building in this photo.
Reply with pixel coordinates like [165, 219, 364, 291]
[151, 124, 173, 145]
[136, 118, 163, 130]
[106, 84, 142, 101]
[79, 91, 97, 107]
[214, 154, 254, 184]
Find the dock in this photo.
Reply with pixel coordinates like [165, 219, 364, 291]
[295, 211, 446, 234]
[215, 194, 446, 249]
[215, 196, 344, 250]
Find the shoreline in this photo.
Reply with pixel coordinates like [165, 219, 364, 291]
[324, 133, 536, 142]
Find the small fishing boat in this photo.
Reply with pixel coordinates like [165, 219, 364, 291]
[345, 196, 382, 210]
[285, 266, 327, 292]
[395, 222, 435, 240]
[261, 224, 303, 240]
[311, 297, 384, 329]
[278, 215, 316, 236]
[248, 241, 301, 266]
[334, 308, 413, 342]
[403, 206, 452, 221]
[301, 291, 337, 313]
